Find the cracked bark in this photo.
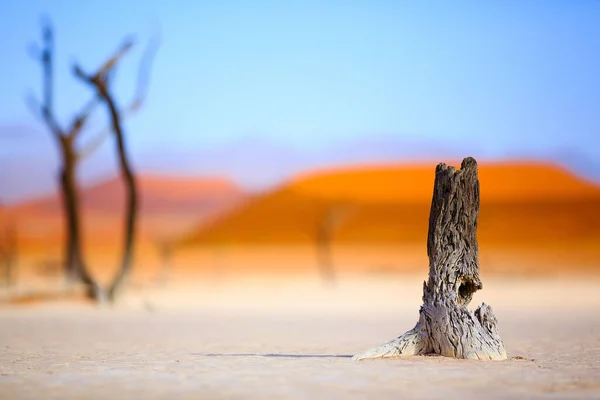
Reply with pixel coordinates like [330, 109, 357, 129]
[353, 157, 507, 361]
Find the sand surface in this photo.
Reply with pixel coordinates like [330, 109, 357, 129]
[1, 276, 600, 399]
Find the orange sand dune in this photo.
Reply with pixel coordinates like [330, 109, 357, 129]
[289, 161, 600, 203]
[5, 162, 600, 278]
[181, 161, 600, 248]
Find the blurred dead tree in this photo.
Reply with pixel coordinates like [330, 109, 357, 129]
[316, 203, 353, 283]
[27, 19, 159, 303]
[74, 30, 159, 303]
[74, 41, 139, 301]
[153, 239, 174, 286]
[27, 21, 100, 294]
[0, 223, 18, 288]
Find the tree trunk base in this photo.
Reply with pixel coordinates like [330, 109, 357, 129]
[353, 303, 506, 361]
[352, 324, 425, 360]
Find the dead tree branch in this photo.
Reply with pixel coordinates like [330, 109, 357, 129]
[73, 35, 159, 302]
[77, 35, 160, 160]
[27, 20, 100, 296]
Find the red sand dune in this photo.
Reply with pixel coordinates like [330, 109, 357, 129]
[14, 175, 245, 216]
[9, 175, 248, 250]
[181, 161, 600, 247]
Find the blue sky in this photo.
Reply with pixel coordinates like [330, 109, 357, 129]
[1, 1, 599, 202]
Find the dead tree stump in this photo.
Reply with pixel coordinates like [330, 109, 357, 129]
[353, 157, 507, 361]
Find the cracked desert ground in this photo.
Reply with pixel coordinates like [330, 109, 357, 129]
[1, 273, 599, 400]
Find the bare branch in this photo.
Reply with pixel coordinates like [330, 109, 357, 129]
[27, 19, 64, 139]
[77, 134, 106, 160]
[129, 34, 161, 113]
[68, 97, 98, 139]
[41, 107, 64, 138]
[42, 21, 54, 118]
[76, 102, 140, 160]
[26, 92, 62, 139]
[28, 19, 102, 141]
[25, 93, 44, 122]
[74, 34, 160, 160]
[90, 37, 135, 87]
[102, 38, 134, 74]
[73, 65, 98, 92]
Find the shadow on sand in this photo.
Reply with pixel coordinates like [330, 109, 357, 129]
[194, 353, 353, 359]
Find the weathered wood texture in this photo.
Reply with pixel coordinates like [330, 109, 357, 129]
[353, 157, 507, 361]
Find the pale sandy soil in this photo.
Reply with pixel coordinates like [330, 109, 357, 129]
[1, 276, 600, 399]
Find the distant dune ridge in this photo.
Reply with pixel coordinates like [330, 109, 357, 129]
[181, 161, 600, 249]
[289, 161, 600, 202]
[3, 161, 600, 276]
[8, 175, 248, 249]
[13, 175, 245, 216]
